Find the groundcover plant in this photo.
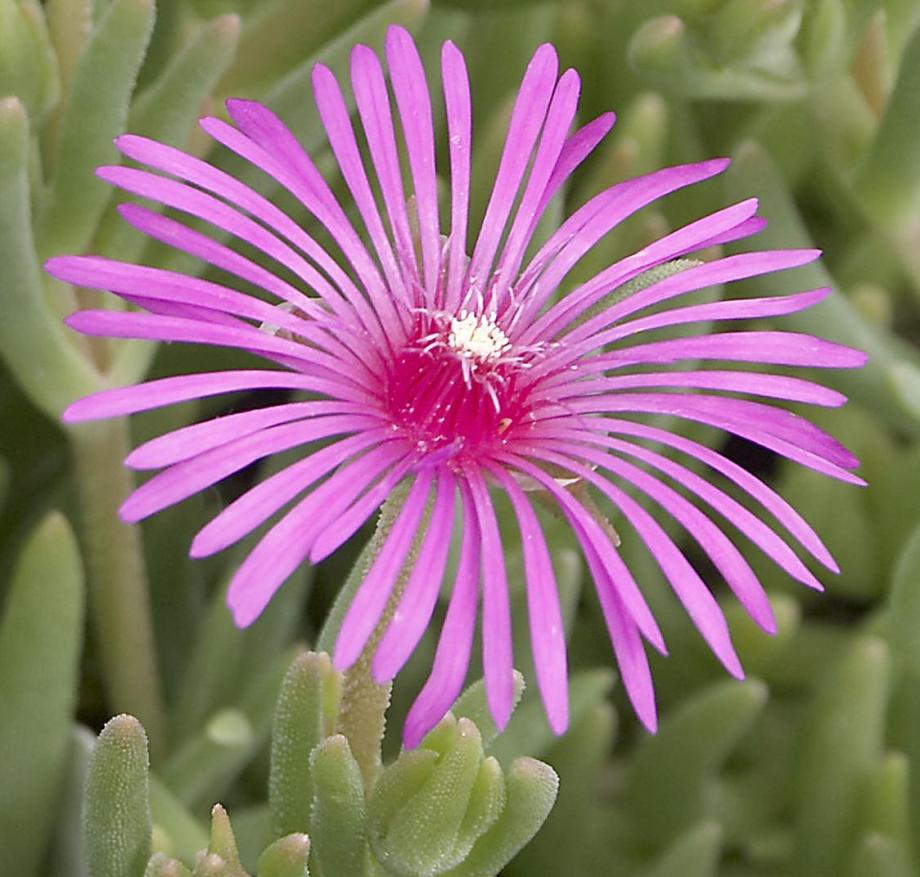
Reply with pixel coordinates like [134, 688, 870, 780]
[1, 2, 919, 876]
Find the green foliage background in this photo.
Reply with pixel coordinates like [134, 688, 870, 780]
[2, 0, 920, 874]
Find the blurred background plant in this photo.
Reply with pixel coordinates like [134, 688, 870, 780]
[2, 0, 920, 874]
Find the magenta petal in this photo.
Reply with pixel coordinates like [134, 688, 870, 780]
[334, 469, 435, 669]
[190, 430, 395, 558]
[120, 415, 380, 522]
[61, 370, 318, 422]
[372, 468, 456, 683]
[465, 467, 515, 732]
[403, 480, 481, 748]
[490, 465, 569, 735]
[226, 446, 412, 627]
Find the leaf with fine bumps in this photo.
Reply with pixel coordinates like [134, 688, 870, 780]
[85, 714, 152, 877]
[0, 511, 84, 877]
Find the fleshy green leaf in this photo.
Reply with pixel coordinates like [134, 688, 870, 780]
[309, 735, 367, 877]
[442, 757, 558, 877]
[257, 835, 311, 877]
[489, 668, 614, 764]
[452, 672, 526, 751]
[39, 0, 156, 258]
[626, 679, 768, 846]
[0, 511, 85, 877]
[0, 97, 100, 419]
[149, 776, 209, 865]
[269, 651, 341, 838]
[48, 726, 96, 877]
[0, 0, 60, 120]
[93, 13, 241, 263]
[794, 637, 890, 876]
[644, 821, 723, 877]
[85, 714, 152, 877]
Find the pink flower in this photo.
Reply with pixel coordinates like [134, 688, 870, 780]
[47, 27, 865, 746]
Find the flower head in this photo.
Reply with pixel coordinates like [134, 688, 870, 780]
[47, 26, 866, 746]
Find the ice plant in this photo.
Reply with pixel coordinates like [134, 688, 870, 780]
[47, 26, 865, 747]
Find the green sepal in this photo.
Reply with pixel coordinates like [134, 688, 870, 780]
[309, 735, 367, 877]
[85, 714, 153, 877]
[0, 96, 101, 418]
[794, 637, 891, 876]
[208, 804, 244, 874]
[0, 0, 60, 120]
[0, 511, 85, 877]
[39, 0, 155, 258]
[441, 757, 559, 877]
[369, 717, 489, 874]
[93, 13, 241, 265]
[644, 821, 723, 877]
[270, 651, 342, 838]
[626, 679, 768, 846]
[452, 672, 525, 751]
[145, 854, 194, 877]
[257, 835, 311, 877]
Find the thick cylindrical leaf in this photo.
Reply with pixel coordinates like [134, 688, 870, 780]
[270, 651, 341, 838]
[626, 679, 768, 846]
[0, 97, 100, 419]
[85, 715, 152, 877]
[310, 736, 367, 877]
[370, 718, 486, 874]
[794, 637, 890, 877]
[39, 0, 155, 258]
[257, 835, 311, 877]
[94, 14, 241, 264]
[442, 758, 558, 877]
[149, 776, 209, 865]
[0, 0, 60, 120]
[0, 511, 84, 877]
[511, 703, 616, 877]
[452, 672, 525, 751]
[645, 821, 723, 877]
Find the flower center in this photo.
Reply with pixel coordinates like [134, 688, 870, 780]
[383, 310, 534, 461]
[447, 310, 511, 365]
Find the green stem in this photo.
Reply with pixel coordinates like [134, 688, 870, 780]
[317, 485, 422, 792]
[70, 418, 165, 753]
